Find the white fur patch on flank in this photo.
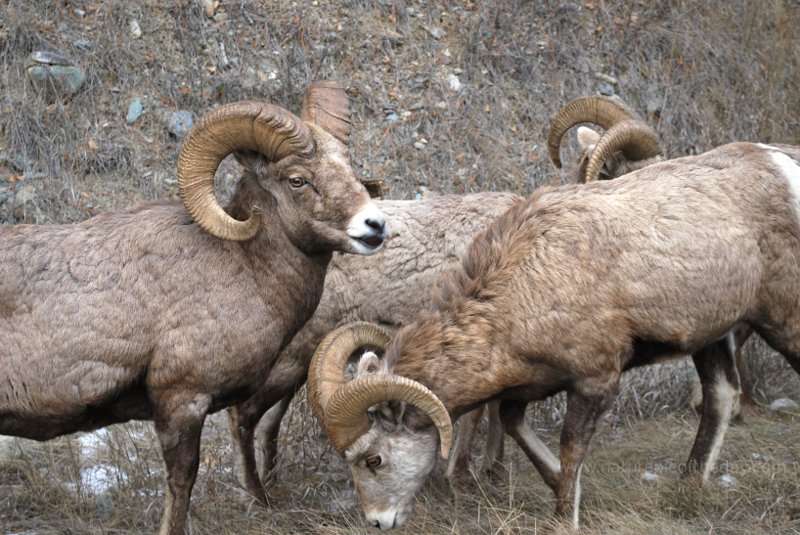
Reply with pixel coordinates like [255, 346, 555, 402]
[701, 376, 736, 482]
[759, 144, 800, 222]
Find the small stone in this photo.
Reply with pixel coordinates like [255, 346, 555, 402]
[168, 110, 195, 138]
[446, 74, 462, 92]
[640, 470, 659, 483]
[594, 72, 618, 85]
[424, 26, 447, 39]
[29, 50, 72, 65]
[202, 0, 216, 18]
[129, 19, 142, 39]
[598, 82, 615, 96]
[434, 101, 447, 110]
[126, 99, 143, 124]
[718, 474, 737, 488]
[74, 38, 92, 51]
[768, 397, 799, 412]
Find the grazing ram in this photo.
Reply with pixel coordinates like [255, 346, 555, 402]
[0, 81, 387, 535]
[308, 141, 800, 530]
[449, 95, 670, 479]
[226, 95, 664, 502]
[454, 96, 758, 481]
[226, 191, 522, 503]
[551, 98, 758, 419]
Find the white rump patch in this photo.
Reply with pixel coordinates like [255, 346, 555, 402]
[758, 144, 800, 222]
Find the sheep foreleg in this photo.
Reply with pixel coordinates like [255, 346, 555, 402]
[555, 381, 617, 530]
[154, 392, 211, 535]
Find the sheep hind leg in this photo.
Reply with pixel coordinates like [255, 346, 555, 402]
[228, 385, 297, 506]
[253, 394, 293, 484]
[684, 337, 739, 482]
[499, 400, 560, 491]
[445, 406, 482, 486]
[483, 401, 507, 481]
[732, 324, 756, 423]
[153, 391, 211, 535]
[228, 404, 268, 506]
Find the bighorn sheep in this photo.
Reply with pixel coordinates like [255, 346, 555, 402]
[550, 98, 759, 418]
[449, 95, 670, 479]
[226, 191, 523, 503]
[309, 141, 800, 530]
[0, 81, 387, 535]
[226, 95, 665, 502]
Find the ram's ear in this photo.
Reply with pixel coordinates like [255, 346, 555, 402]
[354, 351, 405, 427]
[577, 126, 600, 152]
[232, 150, 268, 176]
[356, 351, 388, 377]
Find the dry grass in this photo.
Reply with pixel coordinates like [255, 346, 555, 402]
[1, 0, 800, 533]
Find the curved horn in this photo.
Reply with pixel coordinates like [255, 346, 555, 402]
[307, 322, 392, 432]
[178, 101, 313, 241]
[547, 96, 641, 168]
[326, 374, 453, 459]
[308, 322, 452, 459]
[583, 120, 661, 183]
[301, 80, 352, 146]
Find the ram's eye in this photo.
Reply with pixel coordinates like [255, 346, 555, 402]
[365, 454, 382, 469]
[288, 176, 306, 188]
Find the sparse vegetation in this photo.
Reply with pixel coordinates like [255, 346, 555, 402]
[1, 0, 798, 533]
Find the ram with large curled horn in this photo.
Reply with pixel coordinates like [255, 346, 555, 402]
[0, 81, 386, 535]
[308, 137, 800, 531]
[547, 95, 664, 182]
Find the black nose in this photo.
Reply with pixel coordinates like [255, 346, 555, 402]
[365, 217, 386, 235]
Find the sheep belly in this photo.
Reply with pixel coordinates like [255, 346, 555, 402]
[0, 358, 150, 440]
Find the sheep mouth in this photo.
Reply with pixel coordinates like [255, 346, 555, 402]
[356, 234, 385, 250]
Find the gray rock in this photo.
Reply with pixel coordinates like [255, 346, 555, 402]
[768, 397, 799, 412]
[129, 19, 142, 39]
[424, 25, 447, 39]
[27, 52, 86, 102]
[446, 74, 462, 92]
[126, 99, 144, 124]
[168, 110, 195, 138]
[598, 82, 616, 96]
[29, 50, 73, 66]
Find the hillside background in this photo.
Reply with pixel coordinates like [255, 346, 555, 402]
[1, 1, 799, 534]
